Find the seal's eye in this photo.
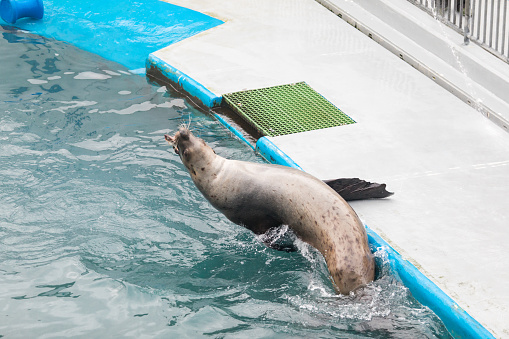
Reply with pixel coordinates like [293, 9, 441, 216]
[173, 146, 179, 155]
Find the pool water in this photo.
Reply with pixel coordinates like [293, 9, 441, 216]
[0, 26, 452, 338]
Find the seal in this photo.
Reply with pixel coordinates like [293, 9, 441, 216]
[165, 127, 375, 294]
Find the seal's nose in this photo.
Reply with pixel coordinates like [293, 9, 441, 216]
[164, 134, 175, 143]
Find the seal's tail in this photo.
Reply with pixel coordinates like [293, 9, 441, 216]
[323, 178, 394, 201]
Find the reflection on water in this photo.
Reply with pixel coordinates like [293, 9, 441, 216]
[0, 26, 451, 338]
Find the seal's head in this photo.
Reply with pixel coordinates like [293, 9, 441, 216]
[165, 127, 216, 172]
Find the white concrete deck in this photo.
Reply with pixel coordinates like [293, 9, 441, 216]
[155, 0, 509, 337]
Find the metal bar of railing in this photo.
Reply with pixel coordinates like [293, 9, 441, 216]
[502, 0, 507, 56]
[450, 0, 454, 23]
[495, 0, 501, 50]
[471, 0, 474, 37]
[464, 0, 471, 44]
[456, 0, 463, 29]
[488, 0, 495, 46]
[452, 0, 456, 23]
[477, 0, 482, 39]
[483, 0, 488, 43]
[410, 0, 509, 62]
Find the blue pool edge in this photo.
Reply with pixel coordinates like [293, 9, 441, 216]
[258, 141, 495, 339]
[145, 57, 496, 339]
[366, 229, 495, 339]
[146, 54, 222, 108]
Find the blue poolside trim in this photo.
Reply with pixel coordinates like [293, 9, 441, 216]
[366, 227, 495, 339]
[255, 137, 304, 170]
[146, 54, 222, 108]
[213, 113, 255, 150]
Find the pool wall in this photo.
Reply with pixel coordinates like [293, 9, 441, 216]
[366, 229, 494, 339]
[146, 54, 222, 108]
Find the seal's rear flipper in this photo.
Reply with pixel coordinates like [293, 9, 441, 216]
[324, 178, 394, 201]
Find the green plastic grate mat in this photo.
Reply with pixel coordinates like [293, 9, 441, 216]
[222, 82, 355, 137]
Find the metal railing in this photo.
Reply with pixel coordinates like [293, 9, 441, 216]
[408, 0, 509, 63]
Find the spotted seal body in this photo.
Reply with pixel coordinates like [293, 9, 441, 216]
[165, 127, 375, 294]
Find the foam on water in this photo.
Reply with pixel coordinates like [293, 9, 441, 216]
[0, 26, 451, 338]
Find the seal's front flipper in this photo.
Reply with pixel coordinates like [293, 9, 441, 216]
[263, 241, 298, 252]
[258, 226, 298, 252]
[324, 178, 394, 201]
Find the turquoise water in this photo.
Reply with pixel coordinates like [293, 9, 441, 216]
[0, 26, 452, 338]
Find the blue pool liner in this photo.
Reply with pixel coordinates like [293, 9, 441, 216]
[0, 0, 223, 71]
